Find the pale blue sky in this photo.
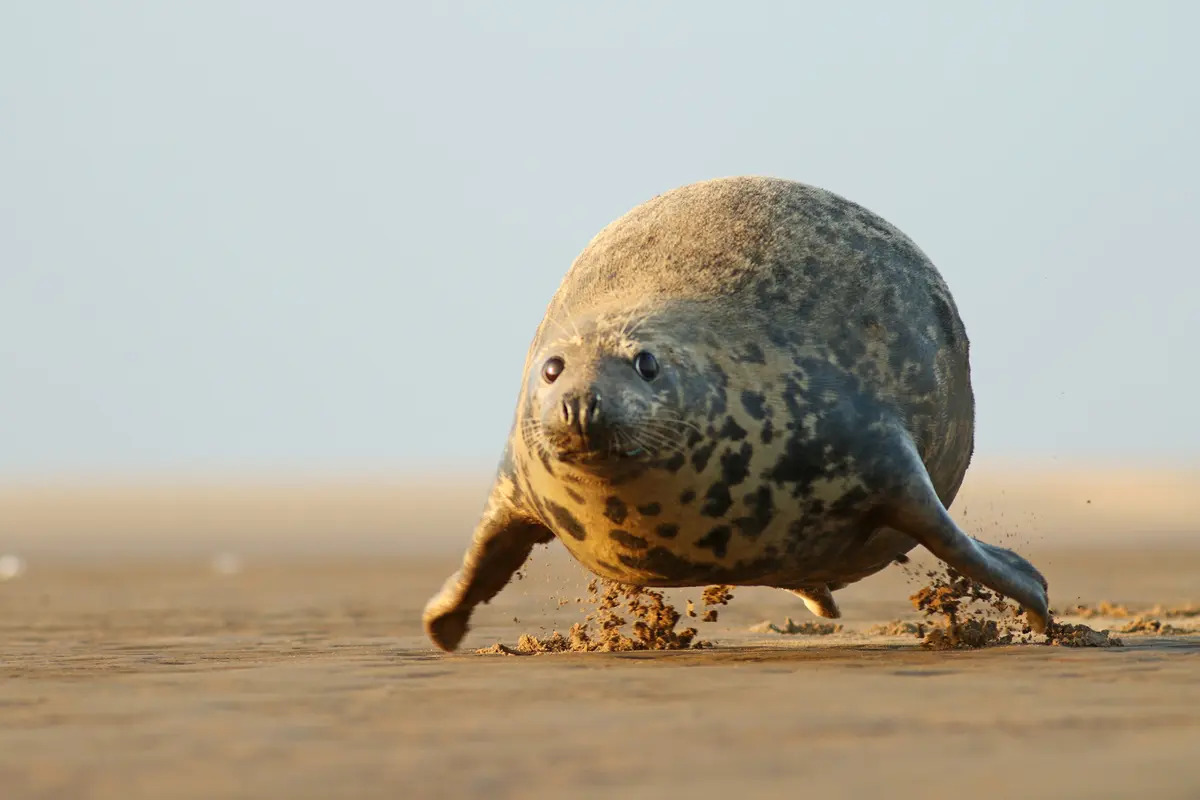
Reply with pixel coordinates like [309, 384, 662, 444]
[1, 2, 1197, 479]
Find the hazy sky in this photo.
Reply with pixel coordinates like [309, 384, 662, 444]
[1, 2, 1197, 479]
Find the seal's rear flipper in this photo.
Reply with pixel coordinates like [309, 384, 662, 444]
[883, 440, 1051, 633]
[789, 585, 842, 619]
[423, 485, 554, 652]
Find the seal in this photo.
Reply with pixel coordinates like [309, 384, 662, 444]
[422, 176, 1050, 651]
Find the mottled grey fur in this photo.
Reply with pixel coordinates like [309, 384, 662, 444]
[423, 176, 1050, 651]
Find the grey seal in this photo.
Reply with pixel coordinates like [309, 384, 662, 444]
[422, 176, 1050, 651]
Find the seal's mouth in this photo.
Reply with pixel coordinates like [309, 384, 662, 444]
[541, 419, 655, 469]
[556, 445, 647, 465]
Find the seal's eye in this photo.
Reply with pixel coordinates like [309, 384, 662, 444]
[632, 351, 659, 381]
[541, 356, 565, 383]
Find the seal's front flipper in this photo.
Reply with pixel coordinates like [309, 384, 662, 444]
[423, 484, 553, 652]
[884, 440, 1050, 633]
[789, 585, 841, 619]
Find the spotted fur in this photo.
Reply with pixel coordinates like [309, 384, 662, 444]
[422, 176, 1050, 652]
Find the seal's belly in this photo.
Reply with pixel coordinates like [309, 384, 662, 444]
[536, 472, 883, 588]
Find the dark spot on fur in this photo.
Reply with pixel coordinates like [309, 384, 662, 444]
[830, 485, 870, 516]
[769, 436, 826, 488]
[701, 482, 733, 517]
[733, 342, 766, 364]
[906, 362, 939, 395]
[604, 496, 628, 524]
[655, 523, 680, 539]
[528, 493, 548, 520]
[662, 452, 686, 473]
[695, 525, 732, 559]
[705, 361, 729, 391]
[785, 519, 811, 553]
[543, 500, 587, 541]
[764, 323, 793, 349]
[760, 419, 775, 444]
[565, 488, 585, 505]
[637, 502, 662, 516]
[680, 489, 696, 505]
[609, 529, 648, 550]
[710, 393, 728, 419]
[893, 553, 910, 565]
[719, 416, 748, 441]
[733, 485, 774, 539]
[740, 391, 767, 420]
[691, 441, 716, 473]
[719, 442, 753, 486]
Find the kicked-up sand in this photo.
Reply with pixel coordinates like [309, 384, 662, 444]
[0, 464, 1198, 799]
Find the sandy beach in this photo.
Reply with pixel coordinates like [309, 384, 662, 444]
[1, 466, 1198, 799]
[5, 3, 1198, 797]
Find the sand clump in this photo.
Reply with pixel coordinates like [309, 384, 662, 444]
[477, 567, 1193, 656]
[1054, 602, 1199, 638]
[701, 584, 734, 607]
[909, 568, 1029, 650]
[1063, 602, 1200, 619]
[1064, 602, 1199, 627]
[699, 585, 734, 622]
[920, 618, 1005, 650]
[1114, 617, 1192, 636]
[1063, 601, 1136, 619]
[1045, 622, 1123, 648]
[476, 580, 733, 655]
[866, 620, 924, 637]
[749, 617, 842, 635]
[1154, 605, 1200, 619]
[908, 567, 1127, 649]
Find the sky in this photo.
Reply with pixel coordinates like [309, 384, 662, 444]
[1, 2, 1197, 480]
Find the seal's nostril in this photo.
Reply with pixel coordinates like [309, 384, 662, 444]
[587, 393, 601, 422]
[561, 398, 573, 425]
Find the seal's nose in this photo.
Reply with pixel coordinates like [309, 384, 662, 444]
[561, 390, 602, 436]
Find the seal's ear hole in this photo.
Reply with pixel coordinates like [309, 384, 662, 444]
[633, 351, 660, 381]
[542, 356, 565, 383]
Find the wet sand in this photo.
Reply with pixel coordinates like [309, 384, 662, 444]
[1, 470, 1198, 799]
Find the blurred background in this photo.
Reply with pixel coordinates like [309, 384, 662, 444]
[1, 2, 1197, 559]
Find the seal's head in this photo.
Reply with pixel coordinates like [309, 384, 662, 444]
[520, 309, 697, 473]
